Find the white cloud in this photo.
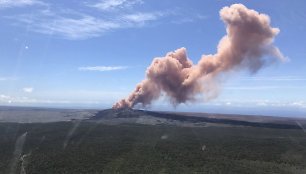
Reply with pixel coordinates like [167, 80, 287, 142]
[0, 90, 126, 107]
[90, 0, 143, 11]
[241, 76, 306, 81]
[0, 77, 17, 81]
[8, 9, 164, 39]
[226, 102, 231, 105]
[205, 99, 306, 110]
[171, 14, 208, 24]
[171, 18, 194, 24]
[23, 87, 34, 93]
[35, 15, 121, 39]
[256, 100, 306, 109]
[0, 94, 70, 104]
[291, 101, 306, 108]
[0, 0, 46, 8]
[225, 86, 281, 90]
[225, 86, 306, 90]
[0, 94, 12, 102]
[2, 1, 207, 40]
[2, 0, 169, 40]
[78, 66, 127, 72]
[123, 12, 161, 23]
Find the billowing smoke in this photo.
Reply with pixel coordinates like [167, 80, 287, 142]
[113, 4, 285, 109]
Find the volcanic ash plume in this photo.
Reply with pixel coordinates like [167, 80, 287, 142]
[113, 4, 285, 109]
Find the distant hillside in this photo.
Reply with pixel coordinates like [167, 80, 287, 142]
[89, 108, 306, 129]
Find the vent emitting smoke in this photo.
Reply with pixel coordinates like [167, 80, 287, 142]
[113, 4, 285, 109]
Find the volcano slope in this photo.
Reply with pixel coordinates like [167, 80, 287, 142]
[1, 108, 306, 174]
[89, 108, 306, 129]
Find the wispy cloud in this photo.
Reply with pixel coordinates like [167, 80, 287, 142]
[0, 94, 12, 103]
[32, 15, 121, 39]
[89, 0, 143, 11]
[171, 14, 208, 24]
[206, 99, 306, 110]
[22, 87, 34, 93]
[123, 12, 162, 23]
[225, 86, 281, 90]
[78, 66, 127, 72]
[0, 94, 70, 104]
[0, 77, 16, 81]
[0, 90, 126, 106]
[254, 100, 306, 109]
[6, 3, 164, 39]
[225, 86, 306, 90]
[0, 0, 46, 8]
[241, 76, 306, 81]
[3, 0, 205, 39]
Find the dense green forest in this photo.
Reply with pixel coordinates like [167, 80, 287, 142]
[1, 122, 306, 174]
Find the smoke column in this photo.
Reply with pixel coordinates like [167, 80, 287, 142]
[113, 4, 285, 109]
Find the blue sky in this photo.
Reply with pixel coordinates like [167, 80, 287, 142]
[0, 0, 306, 117]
